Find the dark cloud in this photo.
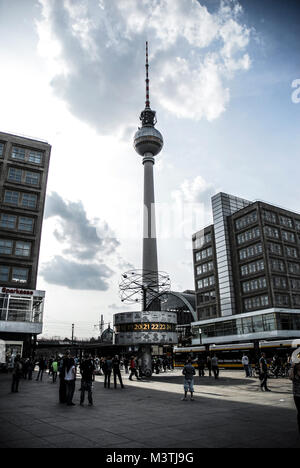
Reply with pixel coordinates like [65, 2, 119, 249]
[45, 192, 119, 260]
[40, 256, 112, 290]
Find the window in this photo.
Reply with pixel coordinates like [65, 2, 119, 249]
[262, 210, 277, 224]
[196, 261, 213, 276]
[282, 231, 295, 243]
[28, 150, 42, 164]
[268, 242, 282, 256]
[242, 277, 267, 293]
[288, 263, 300, 275]
[25, 171, 40, 186]
[15, 241, 31, 257]
[290, 279, 300, 290]
[18, 217, 34, 232]
[273, 276, 287, 289]
[235, 211, 257, 230]
[11, 146, 25, 161]
[237, 227, 260, 245]
[11, 268, 28, 284]
[295, 220, 300, 232]
[264, 226, 279, 239]
[239, 243, 262, 260]
[194, 233, 211, 249]
[279, 215, 293, 228]
[197, 275, 215, 290]
[0, 265, 9, 282]
[0, 240, 13, 255]
[4, 190, 19, 205]
[195, 247, 213, 262]
[241, 260, 265, 277]
[244, 295, 269, 311]
[8, 167, 22, 183]
[0, 142, 4, 157]
[21, 193, 37, 209]
[285, 246, 298, 258]
[275, 294, 290, 306]
[0, 214, 17, 230]
[270, 258, 285, 272]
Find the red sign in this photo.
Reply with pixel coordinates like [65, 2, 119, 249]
[1, 287, 34, 295]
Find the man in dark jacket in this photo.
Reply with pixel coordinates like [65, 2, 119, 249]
[112, 355, 124, 389]
[11, 355, 23, 393]
[103, 357, 112, 388]
[80, 355, 95, 406]
[182, 358, 196, 401]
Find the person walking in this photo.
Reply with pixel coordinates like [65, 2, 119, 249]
[182, 358, 196, 401]
[27, 358, 34, 381]
[80, 355, 95, 406]
[11, 354, 23, 393]
[212, 354, 219, 379]
[289, 353, 300, 433]
[242, 354, 250, 377]
[52, 358, 58, 384]
[259, 353, 271, 392]
[36, 357, 46, 381]
[64, 357, 76, 406]
[103, 357, 112, 388]
[129, 356, 141, 381]
[124, 357, 129, 374]
[112, 355, 125, 389]
[207, 355, 212, 377]
[197, 356, 205, 377]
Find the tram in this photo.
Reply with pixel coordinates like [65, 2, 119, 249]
[174, 339, 297, 369]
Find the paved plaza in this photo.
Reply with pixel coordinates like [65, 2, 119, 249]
[0, 369, 299, 448]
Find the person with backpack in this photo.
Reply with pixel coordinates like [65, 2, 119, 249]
[80, 355, 95, 406]
[129, 356, 141, 381]
[11, 354, 23, 393]
[182, 358, 196, 401]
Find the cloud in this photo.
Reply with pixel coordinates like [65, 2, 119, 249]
[36, 0, 253, 135]
[40, 256, 112, 290]
[45, 191, 119, 260]
[41, 192, 121, 290]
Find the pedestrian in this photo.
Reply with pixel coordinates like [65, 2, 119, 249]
[27, 358, 34, 381]
[207, 355, 212, 377]
[259, 353, 271, 392]
[182, 358, 196, 401]
[52, 358, 58, 383]
[242, 354, 250, 377]
[64, 357, 76, 406]
[129, 356, 141, 381]
[36, 357, 46, 381]
[11, 354, 23, 393]
[22, 358, 29, 380]
[112, 355, 124, 389]
[211, 354, 219, 379]
[197, 356, 205, 377]
[103, 356, 112, 388]
[289, 351, 300, 433]
[124, 357, 129, 374]
[58, 352, 69, 404]
[80, 355, 95, 406]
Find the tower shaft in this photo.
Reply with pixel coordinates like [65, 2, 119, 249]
[143, 153, 158, 275]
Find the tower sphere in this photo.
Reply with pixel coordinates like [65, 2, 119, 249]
[134, 125, 164, 157]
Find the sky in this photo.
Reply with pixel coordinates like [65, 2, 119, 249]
[0, 0, 299, 339]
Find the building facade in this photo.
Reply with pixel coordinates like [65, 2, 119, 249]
[0, 131, 51, 357]
[192, 192, 300, 345]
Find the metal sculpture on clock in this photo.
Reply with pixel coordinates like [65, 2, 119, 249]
[119, 269, 171, 312]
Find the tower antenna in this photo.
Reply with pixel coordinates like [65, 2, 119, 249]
[145, 41, 150, 109]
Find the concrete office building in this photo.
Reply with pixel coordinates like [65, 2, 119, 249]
[192, 192, 300, 346]
[0, 131, 51, 357]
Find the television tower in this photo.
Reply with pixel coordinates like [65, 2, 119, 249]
[133, 42, 164, 305]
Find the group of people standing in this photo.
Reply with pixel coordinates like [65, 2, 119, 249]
[197, 355, 220, 379]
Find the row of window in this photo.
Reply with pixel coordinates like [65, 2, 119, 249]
[7, 167, 40, 186]
[235, 211, 257, 231]
[264, 225, 297, 243]
[197, 305, 217, 320]
[237, 226, 260, 245]
[197, 290, 216, 304]
[193, 233, 212, 249]
[0, 265, 29, 284]
[273, 277, 300, 291]
[244, 294, 269, 311]
[263, 209, 300, 231]
[242, 277, 267, 293]
[197, 275, 215, 290]
[241, 259, 265, 277]
[0, 145, 43, 165]
[268, 242, 298, 258]
[196, 261, 214, 276]
[3, 190, 37, 209]
[0, 239, 31, 257]
[195, 247, 213, 262]
[0, 213, 34, 232]
[239, 243, 262, 260]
